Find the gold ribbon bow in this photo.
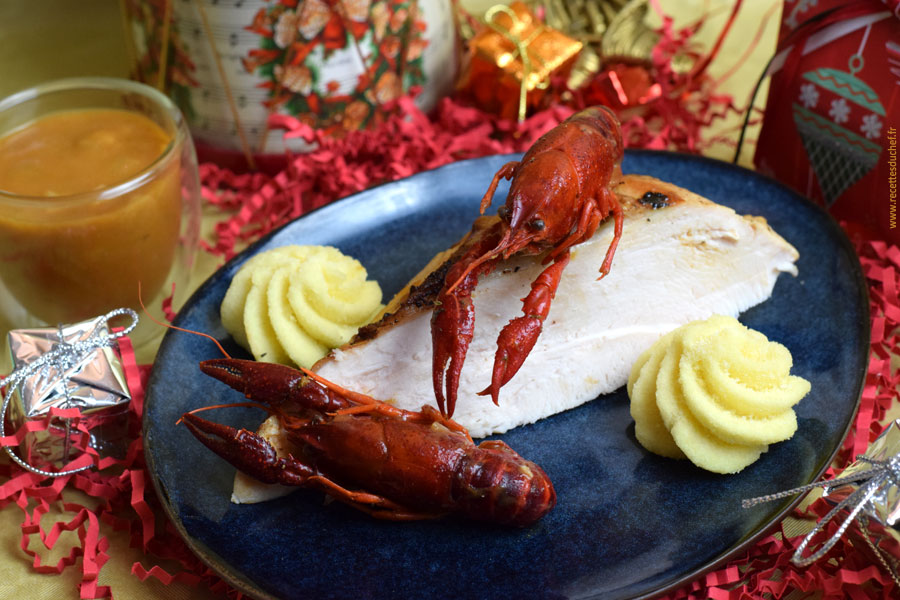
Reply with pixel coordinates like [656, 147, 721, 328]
[483, 4, 552, 122]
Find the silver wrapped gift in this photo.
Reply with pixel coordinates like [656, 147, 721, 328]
[4, 311, 135, 469]
[814, 420, 900, 585]
[745, 419, 900, 588]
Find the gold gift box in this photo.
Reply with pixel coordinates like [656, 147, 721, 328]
[459, 1, 583, 121]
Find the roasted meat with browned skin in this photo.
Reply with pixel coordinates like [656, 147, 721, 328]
[314, 175, 799, 438]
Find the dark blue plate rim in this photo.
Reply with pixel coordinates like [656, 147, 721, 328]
[143, 149, 869, 600]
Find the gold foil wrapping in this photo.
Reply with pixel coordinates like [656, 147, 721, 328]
[458, 1, 582, 120]
[535, 0, 692, 93]
[538, 0, 656, 90]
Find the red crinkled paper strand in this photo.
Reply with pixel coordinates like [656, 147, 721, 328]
[0, 338, 246, 599]
[662, 237, 900, 600]
[198, 2, 750, 262]
[200, 95, 573, 260]
[2, 16, 897, 600]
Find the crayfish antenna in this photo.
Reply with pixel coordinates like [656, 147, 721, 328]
[176, 401, 273, 426]
[137, 281, 233, 359]
[296, 366, 379, 407]
[445, 225, 515, 295]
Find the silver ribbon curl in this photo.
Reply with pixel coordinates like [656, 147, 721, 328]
[0, 308, 138, 478]
[743, 454, 900, 568]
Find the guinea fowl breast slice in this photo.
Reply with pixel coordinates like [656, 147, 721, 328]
[313, 174, 799, 438]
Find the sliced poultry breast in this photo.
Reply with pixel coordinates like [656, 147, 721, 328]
[314, 175, 799, 438]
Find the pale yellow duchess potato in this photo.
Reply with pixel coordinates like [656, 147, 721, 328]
[655, 342, 767, 473]
[298, 256, 384, 324]
[678, 359, 798, 446]
[220, 246, 316, 349]
[267, 266, 329, 367]
[676, 317, 801, 445]
[703, 342, 809, 415]
[287, 255, 380, 348]
[243, 264, 292, 364]
[628, 333, 685, 459]
[627, 315, 810, 474]
[220, 244, 384, 368]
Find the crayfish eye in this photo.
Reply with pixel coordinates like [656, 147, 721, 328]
[498, 206, 510, 221]
[528, 218, 545, 231]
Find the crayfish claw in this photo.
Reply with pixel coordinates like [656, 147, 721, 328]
[477, 315, 540, 405]
[431, 287, 476, 418]
[200, 358, 317, 409]
[181, 412, 311, 486]
[181, 412, 271, 467]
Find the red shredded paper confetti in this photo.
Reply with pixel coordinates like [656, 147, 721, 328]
[662, 237, 900, 600]
[3, 233, 895, 600]
[0, 337, 246, 599]
[199, 95, 575, 260]
[1, 7, 898, 598]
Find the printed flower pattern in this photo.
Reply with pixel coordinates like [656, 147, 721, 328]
[798, 83, 819, 108]
[342, 100, 370, 130]
[274, 11, 300, 48]
[372, 2, 390, 38]
[373, 70, 402, 104]
[297, 0, 331, 41]
[860, 113, 882, 139]
[275, 64, 312, 95]
[828, 98, 850, 124]
[243, 0, 429, 133]
[340, 0, 372, 21]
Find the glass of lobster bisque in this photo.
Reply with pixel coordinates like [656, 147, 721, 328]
[0, 78, 201, 356]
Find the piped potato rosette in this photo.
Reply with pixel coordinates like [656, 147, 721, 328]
[220, 245, 384, 368]
[628, 315, 810, 474]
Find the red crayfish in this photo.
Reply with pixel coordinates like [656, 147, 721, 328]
[432, 105, 625, 417]
[182, 358, 556, 527]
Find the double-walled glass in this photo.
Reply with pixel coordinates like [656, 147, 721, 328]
[0, 78, 201, 357]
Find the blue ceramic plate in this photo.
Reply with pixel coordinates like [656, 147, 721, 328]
[144, 151, 868, 600]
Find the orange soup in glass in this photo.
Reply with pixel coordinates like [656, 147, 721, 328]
[0, 78, 200, 351]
